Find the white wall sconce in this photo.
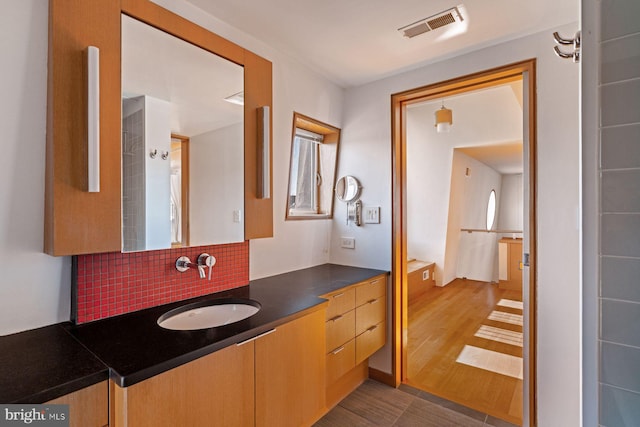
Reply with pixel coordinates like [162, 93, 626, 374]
[86, 46, 100, 192]
[435, 101, 452, 133]
[257, 106, 270, 199]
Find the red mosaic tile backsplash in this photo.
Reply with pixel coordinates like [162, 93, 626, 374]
[73, 241, 249, 323]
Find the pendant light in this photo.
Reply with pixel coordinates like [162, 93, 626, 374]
[435, 100, 452, 133]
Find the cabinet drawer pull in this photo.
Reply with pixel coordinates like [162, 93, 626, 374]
[332, 292, 345, 298]
[368, 298, 379, 305]
[367, 325, 378, 333]
[331, 346, 345, 355]
[236, 328, 276, 346]
[329, 314, 343, 322]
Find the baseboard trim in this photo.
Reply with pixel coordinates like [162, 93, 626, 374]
[368, 367, 396, 387]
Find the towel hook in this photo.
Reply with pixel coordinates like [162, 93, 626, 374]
[552, 31, 581, 63]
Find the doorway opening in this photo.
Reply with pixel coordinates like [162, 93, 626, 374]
[391, 60, 537, 426]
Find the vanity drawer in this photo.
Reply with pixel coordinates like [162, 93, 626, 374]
[324, 288, 356, 320]
[326, 339, 356, 385]
[326, 309, 355, 353]
[355, 296, 386, 336]
[355, 321, 385, 365]
[355, 275, 386, 306]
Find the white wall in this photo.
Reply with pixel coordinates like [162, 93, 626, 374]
[498, 174, 524, 232]
[190, 123, 244, 246]
[333, 24, 581, 426]
[449, 151, 502, 284]
[0, 1, 71, 336]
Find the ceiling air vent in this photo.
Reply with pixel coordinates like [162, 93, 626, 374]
[398, 6, 464, 38]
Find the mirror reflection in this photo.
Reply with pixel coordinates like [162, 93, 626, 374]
[335, 175, 361, 203]
[121, 15, 244, 252]
[285, 113, 340, 220]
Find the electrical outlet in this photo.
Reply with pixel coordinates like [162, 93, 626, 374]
[364, 206, 380, 224]
[233, 210, 242, 223]
[341, 237, 355, 249]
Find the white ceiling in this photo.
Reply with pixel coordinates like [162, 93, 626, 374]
[187, 0, 577, 87]
[408, 81, 524, 174]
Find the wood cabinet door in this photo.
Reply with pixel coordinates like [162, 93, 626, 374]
[255, 309, 326, 427]
[111, 343, 255, 427]
[46, 0, 122, 255]
[355, 295, 386, 336]
[355, 275, 386, 306]
[326, 309, 355, 352]
[326, 338, 356, 385]
[355, 320, 386, 365]
[508, 241, 523, 287]
[47, 381, 108, 427]
[324, 288, 356, 320]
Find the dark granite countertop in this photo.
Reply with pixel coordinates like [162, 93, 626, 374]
[0, 323, 108, 403]
[0, 263, 387, 402]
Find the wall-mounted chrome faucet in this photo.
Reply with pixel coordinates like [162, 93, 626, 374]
[175, 253, 216, 279]
[197, 253, 216, 280]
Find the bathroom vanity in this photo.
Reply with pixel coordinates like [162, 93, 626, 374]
[1, 264, 388, 427]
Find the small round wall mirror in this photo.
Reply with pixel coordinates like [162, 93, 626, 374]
[335, 175, 362, 203]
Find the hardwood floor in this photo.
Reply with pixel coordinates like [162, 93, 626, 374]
[406, 278, 523, 426]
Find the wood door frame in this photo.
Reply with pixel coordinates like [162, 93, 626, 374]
[391, 59, 537, 425]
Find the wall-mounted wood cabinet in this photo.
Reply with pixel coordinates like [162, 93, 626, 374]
[47, 380, 108, 427]
[45, 0, 122, 256]
[111, 341, 255, 426]
[111, 309, 325, 427]
[46, 0, 273, 256]
[323, 274, 387, 407]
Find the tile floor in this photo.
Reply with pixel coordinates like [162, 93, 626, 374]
[314, 379, 519, 427]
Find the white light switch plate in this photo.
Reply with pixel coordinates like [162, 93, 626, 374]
[341, 237, 356, 249]
[364, 206, 380, 224]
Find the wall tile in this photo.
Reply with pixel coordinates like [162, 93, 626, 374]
[601, 79, 640, 127]
[601, 257, 640, 303]
[601, 0, 640, 42]
[601, 342, 640, 393]
[601, 124, 640, 170]
[600, 384, 640, 427]
[601, 299, 640, 347]
[601, 33, 640, 84]
[601, 214, 640, 257]
[74, 241, 249, 323]
[602, 170, 640, 213]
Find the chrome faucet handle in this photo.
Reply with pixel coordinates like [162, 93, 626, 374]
[198, 253, 217, 280]
[175, 256, 192, 273]
[176, 256, 206, 278]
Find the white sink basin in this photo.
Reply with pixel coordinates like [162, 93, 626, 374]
[158, 299, 260, 331]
